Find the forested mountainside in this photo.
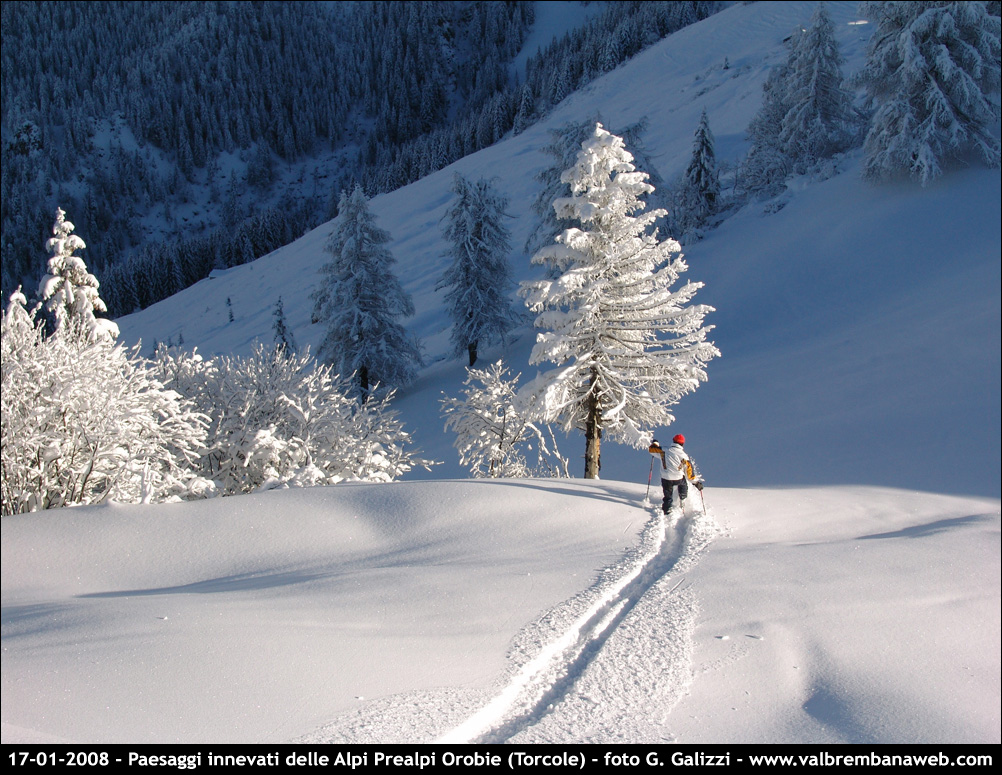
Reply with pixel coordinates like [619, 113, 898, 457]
[1, 0, 718, 315]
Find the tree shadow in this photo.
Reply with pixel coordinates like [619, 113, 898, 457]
[857, 513, 996, 541]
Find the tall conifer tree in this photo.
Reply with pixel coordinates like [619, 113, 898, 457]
[855, 1, 1001, 185]
[439, 175, 519, 367]
[678, 109, 720, 238]
[780, 2, 856, 170]
[312, 187, 421, 394]
[520, 125, 720, 479]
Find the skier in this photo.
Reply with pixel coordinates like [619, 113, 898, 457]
[649, 434, 703, 515]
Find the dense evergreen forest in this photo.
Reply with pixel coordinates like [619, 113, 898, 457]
[1, 1, 719, 315]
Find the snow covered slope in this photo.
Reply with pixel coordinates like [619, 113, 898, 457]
[2, 482, 998, 743]
[115, 1, 1000, 496]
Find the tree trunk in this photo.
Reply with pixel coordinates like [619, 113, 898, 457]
[467, 340, 478, 368]
[584, 368, 601, 479]
[359, 365, 369, 399]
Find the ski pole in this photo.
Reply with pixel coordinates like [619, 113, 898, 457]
[645, 458, 654, 503]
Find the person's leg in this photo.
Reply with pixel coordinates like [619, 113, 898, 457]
[664, 479, 681, 512]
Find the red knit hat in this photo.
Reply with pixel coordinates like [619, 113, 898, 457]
[673, 434, 685, 445]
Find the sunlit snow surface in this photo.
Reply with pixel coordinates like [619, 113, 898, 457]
[3, 482, 998, 743]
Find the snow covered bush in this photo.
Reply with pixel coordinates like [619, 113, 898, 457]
[441, 360, 568, 479]
[156, 344, 429, 494]
[1, 291, 209, 515]
[519, 124, 720, 479]
[36, 208, 120, 341]
[855, 1, 1001, 185]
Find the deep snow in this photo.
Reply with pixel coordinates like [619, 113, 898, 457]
[3, 482, 998, 743]
[2, 1, 1000, 745]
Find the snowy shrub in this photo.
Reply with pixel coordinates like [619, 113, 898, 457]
[1, 291, 210, 515]
[156, 344, 430, 495]
[441, 360, 569, 479]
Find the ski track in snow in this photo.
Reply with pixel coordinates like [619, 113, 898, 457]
[303, 499, 720, 744]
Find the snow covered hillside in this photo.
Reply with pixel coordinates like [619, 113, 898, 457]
[115, 1, 1001, 496]
[3, 481, 998, 743]
[3, 1, 999, 746]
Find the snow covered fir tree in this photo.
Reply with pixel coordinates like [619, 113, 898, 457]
[525, 117, 671, 260]
[854, 1, 1001, 185]
[520, 124, 720, 480]
[742, 59, 795, 198]
[311, 186, 422, 395]
[524, 120, 596, 259]
[675, 109, 721, 241]
[272, 297, 297, 355]
[439, 174, 520, 367]
[36, 208, 119, 341]
[741, 2, 857, 197]
[778, 2, 857, 172]
[2, 1, 1000, 746]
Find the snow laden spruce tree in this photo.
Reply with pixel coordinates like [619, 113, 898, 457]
[743, 62, 794, 197]
[525, 117, 670, 261]
[37, 207, 120, 341]
[312, 186, 422, 394]
[272, 296, 296, 354]
[524, 120, 594, 259]
[438, 174, 520, 367]
[855, 1, 1001, 185]
[675, 109, 721, 241]
[779, 2, 857, 172]
[743, 3, 856, 197]
[520, 124, 720, 479]
[441, 359, 568, 479]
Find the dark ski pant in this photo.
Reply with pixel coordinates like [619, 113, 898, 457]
[661, 477, 687, 514]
